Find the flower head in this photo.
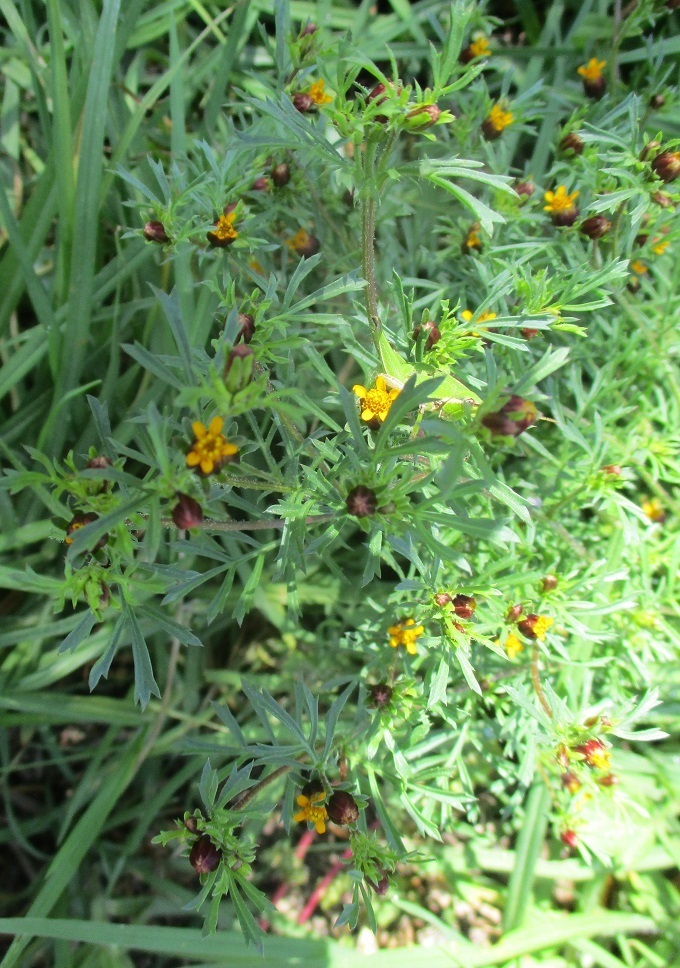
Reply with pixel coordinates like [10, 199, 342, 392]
[353, 375, 400, 424]
[505, 632, 524, 659]
[577, 58, 605, 83]
[461, 309, 497, 337]
[630, 260, 647, 276]
[294, 791, 328, 834]
[172, 494, 204, 529]
[517, 613, 554, 641]
[207, 212, 238, 247]
[469, 35, 490, 58]
[388, 617, 425, 654]
[186, 417, 238, 475]
[286, 228, 320, 257]
[544, 186, 579, 214]
[346, 485, 378, 517]
[307, 79, 332, 105]
[574, 738, 612, 771]
[652, 239, 669, 256]
[641, 496, 665, 522]
[482, 103, 514, 139]
[482, 395, 538, 437]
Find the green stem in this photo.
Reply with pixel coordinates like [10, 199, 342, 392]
[361, 196, 380, 348]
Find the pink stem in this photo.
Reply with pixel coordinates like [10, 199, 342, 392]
[260, 829, 318, 931]
[297, 846, 353, 925]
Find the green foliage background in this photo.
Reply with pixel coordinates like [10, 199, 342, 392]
[0, 0, 679, 965]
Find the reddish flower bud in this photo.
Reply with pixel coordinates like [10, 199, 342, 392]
[367, 872, 390, 895]
[452, 594, 476, 619]
[251, 176, 269, 191]
[172, 494, 204, 530]
[346, 485, 378, 517]
[272, 163, 291, 187]
[541, 574, 558, 592]
[560, 132, 585, 155]
[506, 604, 523, 623]
[295, 233, 320, 257]
[326, 791, 359, 825]
[640, 140, 661, 161]
[514, 180, 535, 198]
[369, 681, 393, 708]
[651, 150, 680, 183]
[650, 94, 665, 110]
[185, 816, 199, 833]
[405, 103, 442, 129]
[561, 772, 581, 794]
[143, 220, 169, 244]
[293, 92, 314, 113]
[482, 396, 538, 437]
[582, 75, 605, 100]
[413, 319, 440, 350]
[580, 215, 612, 240]
[598, 773, 618, 787]
[366, 82, 402, 123]
[300, 22, 318, 36]
[553, 207, 579, 228]
[366, 83, 387, 102]
[237, 312, 255, 344]
[434, 592, 452, 607]
[481, 117, 501, 141]
[86, 455, 111, 471]
[189, 834, 221, 874]
[574, 738, 611, 769]
[521, 328, 540, 340]
[602, 464, 622, 476]
[651, 190, 672, 208]
[560, 829, 578, 848]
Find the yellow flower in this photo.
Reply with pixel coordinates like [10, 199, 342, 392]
[630, 260, 647, 276]
[577, 58, 606, 83]
[294, 792, 328, 834]
[209, 212, 238, 243]
[186, 417, 238, 475]
[461, 309, 497, 336]
[641, 496, 665, 522]
[652, 240, 669, 256]
[517, 613, 554, 641]
[307, 79, 332, 105]
[388, 617, 425, 655]
[469, 35, 490, 58]
[352, 375, 400, 423]
[505, 632, 524, 659]
[487, 103, 514, 133]
[543, 186, 579, 214]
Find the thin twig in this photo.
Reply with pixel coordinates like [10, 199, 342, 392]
[531, 642, 553, 719]
[232, 764, 292, 810]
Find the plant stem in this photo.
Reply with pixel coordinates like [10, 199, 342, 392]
[361, 196, 380, 347]
[232, 764, 292, 810]
[531, 641, 553, 719]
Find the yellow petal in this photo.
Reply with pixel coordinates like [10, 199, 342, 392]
[296, 795, 308, 807]
[361, 408, 375, 421]
[222, 443, 239, 456]
[208, 416, 224, 435]
[375, 376, 386, 392]
[353, 384, 367, 399]
[293, 810, 307, 823]
[406, 641, 418, 655]
[200, 457, 214, 474]
[186, 451, 201, 467]
[192, 421, 207, 439]
[315, 819, 326, 834]
[461, 310, 473, 322]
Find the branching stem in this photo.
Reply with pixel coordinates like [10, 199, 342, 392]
[531, 641, 553, 719]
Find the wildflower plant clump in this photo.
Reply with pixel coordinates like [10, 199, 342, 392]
[0, 0, 679, 964]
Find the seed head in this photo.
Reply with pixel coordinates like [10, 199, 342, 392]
[346, 485, 378, 517]
[369, 681, 394, 708]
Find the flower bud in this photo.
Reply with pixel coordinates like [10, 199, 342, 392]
[300, 22, 318, 36]
[86, 455, 111, 471]
[293, 92, 314, 113]
[640, 140, 661, 161]
[237, 312, 255, 344]
[514, 180, 535, 198]
[506, 604, 523, 623]
[541, 574, 558, 592]
[582, 75, 605, 99]
[434, 592, 452, 607]
[272, 163, 291, 187]
[651, 150, 680, 183]
[560, 829, 578, 849]
[579, 215, 612, 240]
[251, 176, 269, 192]
[650, 93, 665, 110]
[366, 82, 401, 124]
[452, 594, 476, 619]
[666, 0, 680, 9]
[346, 485, 378, 517]
[561, 772, 581, 794]
[552, 207, 579, 228]
[295, 233, 320, 257]
[413, 319, 440, 350]
[189, 834, 221, 874]
[367, 871, 389, 895]
[574, 738, 609, 766]
[651, 190, 672, 208]
[482, 396, 538, 437]
[602, 463, 622, 476]
[185, 816, 199, 833]
[172, 494, 204, 530]
[521, 327, 539, 340]
[559, 132, 584, 155]
[517, 613, 552, 639]
[405, 103, 441, 129]
[597, 773, 618, 787]
[481, 117, 501, 141]
[224, 344, 255, 391]
[326, 791, 359, 825]
[143, 220, 169, 244]
[369, 681, 393, 708]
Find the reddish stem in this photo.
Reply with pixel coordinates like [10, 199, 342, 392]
[260, 830, 318, 931]
[297, 846, 353, 925]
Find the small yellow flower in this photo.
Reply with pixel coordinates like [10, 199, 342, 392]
[630, 260, 647, 276]
[641, 496, 665, 522]
[293, 792, 328, 834]
[469, 35, 491, 58]
[186, 417, 238, 475]
[209, 212, 238, 243]
[388, 617, 425, 655]
[352, 375, 400, 423]
[652, 240, 669, 256]
[577, 58, 606, 83]
[543, 186, 579, 214]
[466, 228, 482, 250]
[461, 309, 497, 337]
[505, 632, 524, 659]
[307, 79, 332, 105]
[487, 103, 514, 133]
[517, 614, 554, 641]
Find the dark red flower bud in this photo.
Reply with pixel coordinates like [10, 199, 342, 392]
[650, 94, 665, 110]
[521, 328, 540, 340]
[369, 681, 393, 708]
[272, 163, 291, 187]
[327, 791, 359, 825]
[434, 592, 452, 607]
[560, 829, 578, 848]
[560, 133, 585, 155]
[580, 215, 612, 240]
[482, 396, 538, 437]
[65, 513, 107, 551]
[413, 319, 440, 350]
[582, 75, 605, 100]
[514, 180, 535, 198]
[143, 220, 169, 244]
[346, 485, 378, 517]
[640, 140, 660, 161]
[185, 816, 199, 833]
[481, 117, 502, 141]
[634, 233, 649, 247]
[300, 22, 318, 36]
[517, 613, 552, 639]
[651, 150, 680, 183]
[237, 312, 255, 344]
[293, 92, 314, 113]
[598, 773, 618, 787]
[541, 574, 558, 592]
[190, 834, 221, 874]
[367, 872, 389, 895]
[367, 83, 387, 102]
[553, 207, 580, 228]
[507, 604, 523, 622]
[172, 494, 204, 530]
[452, 594, 476, 619]
[251, 177, 269, 191]
[86, 455, 111, 470]
[366, 82, 401, 123]
[651, 190, 672, 208]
